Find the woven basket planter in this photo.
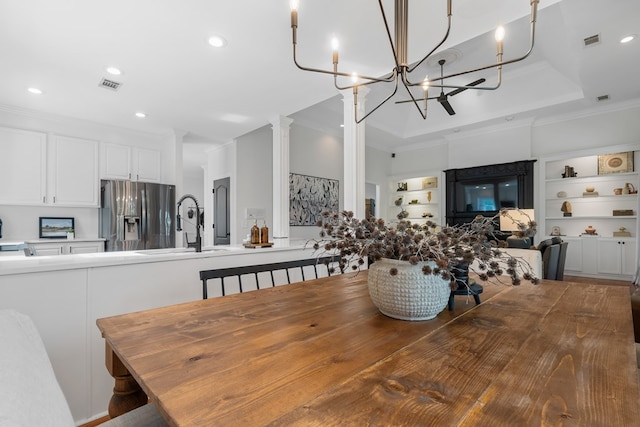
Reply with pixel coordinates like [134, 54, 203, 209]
[367, 258, 451, 321]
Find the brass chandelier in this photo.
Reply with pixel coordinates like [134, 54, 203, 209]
[290, 0, 540, 123]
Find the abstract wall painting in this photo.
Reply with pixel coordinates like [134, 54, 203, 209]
[289, 173, 339, 226]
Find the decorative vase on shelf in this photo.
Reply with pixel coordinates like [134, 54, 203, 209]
[584, 225, 597, 235]
[367, 258, 451, 321]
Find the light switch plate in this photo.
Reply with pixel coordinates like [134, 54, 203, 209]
[245, 208, 265, 220]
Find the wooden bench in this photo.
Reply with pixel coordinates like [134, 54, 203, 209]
[199, 255, 341, 299]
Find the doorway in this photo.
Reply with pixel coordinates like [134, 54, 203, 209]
[213, 177, 230, 245]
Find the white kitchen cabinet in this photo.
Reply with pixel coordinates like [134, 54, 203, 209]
[27, 239, 105, 256]
[0, 127, 47, 205]
[48, 135, 99, 207]
[561, 236, 585, 273]
[101, 142, 161, 182]
[68, 241, 104, 254]
[134, 147, 162, 182]
[597, 238, 636, 276]
[31, 243, 64, 256]
[0, 128, 98, 207]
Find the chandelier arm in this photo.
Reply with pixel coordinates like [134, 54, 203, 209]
[333, 69, 396, 91]
[292, 45, 394, 84]
[429, 0, 538, 85]
[378, 0, 401, 69]
[354, 79, 402, 124]
[399, 73, 428, 119]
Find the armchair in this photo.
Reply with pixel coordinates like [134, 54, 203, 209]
[0, 309, 167, 426]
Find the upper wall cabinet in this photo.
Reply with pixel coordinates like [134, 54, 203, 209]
[101, 143, 161, 183]
[0, 127, 47, 205]
[0, 128, 99, 207]
[49, 135, 99, 207]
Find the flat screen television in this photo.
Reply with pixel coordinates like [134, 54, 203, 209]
[455, 177, 518, 212]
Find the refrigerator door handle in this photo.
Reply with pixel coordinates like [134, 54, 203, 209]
[141, 189, 147, 247]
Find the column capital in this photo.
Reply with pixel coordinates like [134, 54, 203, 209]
[269, 115, 294, 129]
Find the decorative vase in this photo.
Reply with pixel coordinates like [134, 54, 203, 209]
[367, 258, 451, 321]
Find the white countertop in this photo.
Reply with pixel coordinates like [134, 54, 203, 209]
[0, 239, 312, 276]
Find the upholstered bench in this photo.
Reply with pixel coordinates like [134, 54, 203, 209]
[0, 309, 167, 427]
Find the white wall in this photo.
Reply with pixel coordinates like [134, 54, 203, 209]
[532, 104, 640, 156]
[236, 126, 273, 243]
[289, 124, 344, 240]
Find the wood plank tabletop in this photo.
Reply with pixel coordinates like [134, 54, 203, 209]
[97, 272, 640, 426]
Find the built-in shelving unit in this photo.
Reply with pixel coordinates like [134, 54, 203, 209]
[541, 150, 639, 279]
[388, 174, 442, 225]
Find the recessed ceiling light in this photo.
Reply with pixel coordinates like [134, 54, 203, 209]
[106, 67, 122, 75]
[620, 34, 636, 44]
[135, 112, 147, 118]
[340, 124, 344, 128]
[208, 35, 227, 48]
[27, 87, 43, 95]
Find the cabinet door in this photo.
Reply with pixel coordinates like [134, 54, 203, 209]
[597, 239, 622, 275]
[621, 239, 636, 276]
[31, 244, 64, 256]
[101, 143, 131, 180]
[0, 127, 47, 205]
[51, 136, 99, 206]
[134, 148, 161, 182]
[68, 242, 104, 254]
[562, 237, 583, 272]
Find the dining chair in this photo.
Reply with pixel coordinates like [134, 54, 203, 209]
[199, 255, 341, 299]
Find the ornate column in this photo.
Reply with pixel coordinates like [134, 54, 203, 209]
[341, 87, 369, 219]
[270, 115, 293, 239]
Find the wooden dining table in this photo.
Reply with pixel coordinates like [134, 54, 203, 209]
[97, 271, 640, 426]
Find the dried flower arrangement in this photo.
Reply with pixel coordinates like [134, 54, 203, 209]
[310, 209, 539, 286]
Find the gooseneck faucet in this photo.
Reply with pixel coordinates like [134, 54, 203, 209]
[176, 194, 202, 252]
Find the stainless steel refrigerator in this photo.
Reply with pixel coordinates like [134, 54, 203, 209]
[100, 180, 175, 251]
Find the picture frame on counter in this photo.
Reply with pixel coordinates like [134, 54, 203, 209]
[597, 151, 634, 175]
[39, 217, 74, 239]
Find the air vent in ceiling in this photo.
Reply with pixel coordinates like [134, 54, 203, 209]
[99, 78, 122, 91]
[596, 94, 610, 102]
[583, 34, 600, 47]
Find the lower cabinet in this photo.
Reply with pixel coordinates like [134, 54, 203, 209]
[561, 236, 636, 279]
[28, 240, 105, 256]
[597, 238, 636, 276]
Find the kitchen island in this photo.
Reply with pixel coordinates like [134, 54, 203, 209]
[0, 240, 319, 425]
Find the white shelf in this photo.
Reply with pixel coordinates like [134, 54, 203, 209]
[389, 174, 440, 225]
[545, 194, 637, 202]
[547, 215, 637, 220]
[545, 171, 638, 183]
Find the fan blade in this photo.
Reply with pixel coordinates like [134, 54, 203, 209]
[437, 94, 456, 115]
[447, 78, 487, 97]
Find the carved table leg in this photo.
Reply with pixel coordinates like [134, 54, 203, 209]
[105, 342, 148, 418]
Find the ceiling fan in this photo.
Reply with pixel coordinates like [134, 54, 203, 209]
[396, 59, 486, 116]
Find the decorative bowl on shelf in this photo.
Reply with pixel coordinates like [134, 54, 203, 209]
[557, 191, 567, 198]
